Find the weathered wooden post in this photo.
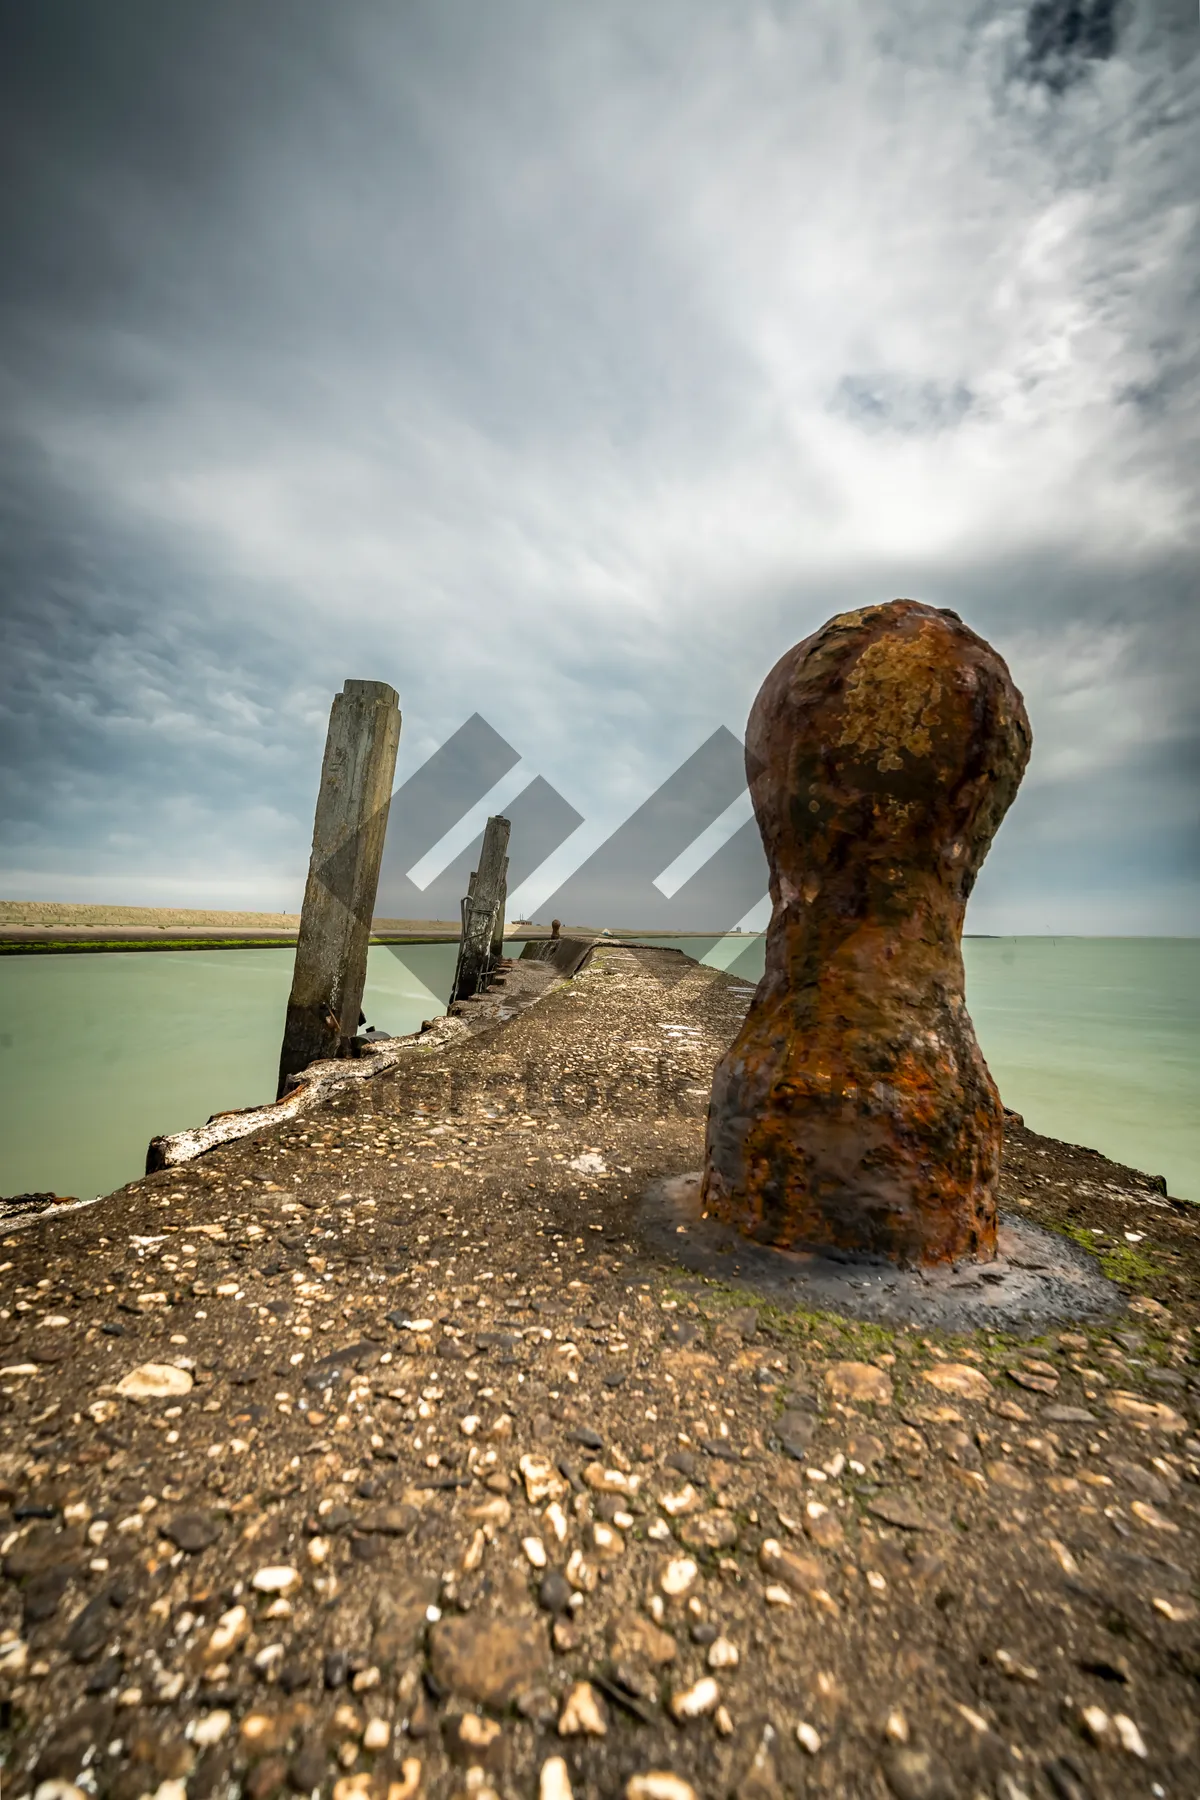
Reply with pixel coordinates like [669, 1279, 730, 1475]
[449, 814, 510, 1006]
[489, 871, 508, 965]
[277, 680, 402, 1097]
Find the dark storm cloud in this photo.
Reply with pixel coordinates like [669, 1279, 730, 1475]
[0, 1, 1197, 928]
[0, 433, 322, 900]
[1025, 0, 1119, 91]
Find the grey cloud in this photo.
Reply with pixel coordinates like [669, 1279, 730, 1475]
[1024, 0, 1120, 91]
[0, 1, 1196, 931]
[830, 375, 978, 435]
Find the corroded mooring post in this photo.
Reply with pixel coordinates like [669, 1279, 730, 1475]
[702, 600, 1031, 1266]
[277, 680, 402, 1097]
[449, 814, 510, 1006]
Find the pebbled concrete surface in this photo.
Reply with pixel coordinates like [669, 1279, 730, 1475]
[0, 943, 1196, 1800]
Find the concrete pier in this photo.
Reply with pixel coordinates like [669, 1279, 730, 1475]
[1, 943, 1198, 1796]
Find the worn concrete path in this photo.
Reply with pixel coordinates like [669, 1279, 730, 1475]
[1, 945, 1198, 1800]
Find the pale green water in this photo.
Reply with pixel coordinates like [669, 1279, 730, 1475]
[635, 935, 1199, 1203]
[0, 937, 1195, 1206]
[0, 943, 466, 1204]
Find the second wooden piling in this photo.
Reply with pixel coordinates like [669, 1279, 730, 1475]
[449, 814, 510, 1006]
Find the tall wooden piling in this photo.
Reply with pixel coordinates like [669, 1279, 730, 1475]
[449, 814, 510, 1006]
[277, 679, 402, 1097]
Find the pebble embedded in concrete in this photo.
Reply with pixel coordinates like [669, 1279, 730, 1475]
[0, 939, 1194, 1800]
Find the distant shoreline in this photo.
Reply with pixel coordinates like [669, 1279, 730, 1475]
[0, 900, 455, 931]
[0, 902, 761, 954]
[0, 903, 463, 954]
[2, 903, 1191, 954]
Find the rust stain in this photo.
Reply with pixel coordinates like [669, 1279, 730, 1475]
[837, 624, 945, 770]
[702, 598, 1032, 1268]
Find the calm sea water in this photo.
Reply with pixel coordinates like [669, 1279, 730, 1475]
[0, 937, 1195, 1207]
[632, 935, 1199, 1204]
[0, 942, 467, 1205]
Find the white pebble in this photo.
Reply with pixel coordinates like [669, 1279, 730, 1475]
[796, 1722, 822, 1754]
[207, 1605, 247, 1656]
[885, 1708, 909, 1744]
[707, 1637, 739, 1670]
[190, 1710, 231, 1746]
[458, 1714, 501, 1751]
[540, 1757, 574, 1800]
[1112, 1714, 1147, 1758]
[114, 1362, 193, 1401]
[625, 1775, 698, 1800]
[389, 1759, 422, 1800]
[558, 1680, 607, 1737]
[363, 1718, 391, 1751]
[669, 1676, 720, 1721]
[660, 1484, 702, 1517]
[1152, 1596, 1194, 1622]
[252, 1565, 300, 1594]
[1081, 1705, 1111, 1744]
[955, 1703, 990, 1735]
[522, 1536, 548, 1569]
[994, 1649, 1038, 1683]
[565, 1547, 597, 1592]
[660, 1556, 698, 1596]
[544, 1502, 569, 1543]
[520, 1453, 566, 1503]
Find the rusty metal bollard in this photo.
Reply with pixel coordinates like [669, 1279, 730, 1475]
[702, 599, 1031, 1266]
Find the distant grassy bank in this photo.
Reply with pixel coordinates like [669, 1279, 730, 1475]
[0, 901, 459, 932]
[0, 937, 304, 955]
[0, 901, 470, 955]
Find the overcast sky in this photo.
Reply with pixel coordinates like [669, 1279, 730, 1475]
[1, 0, 1196, 933]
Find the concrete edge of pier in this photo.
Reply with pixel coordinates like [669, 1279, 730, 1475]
[141, 937, 604, 1176]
